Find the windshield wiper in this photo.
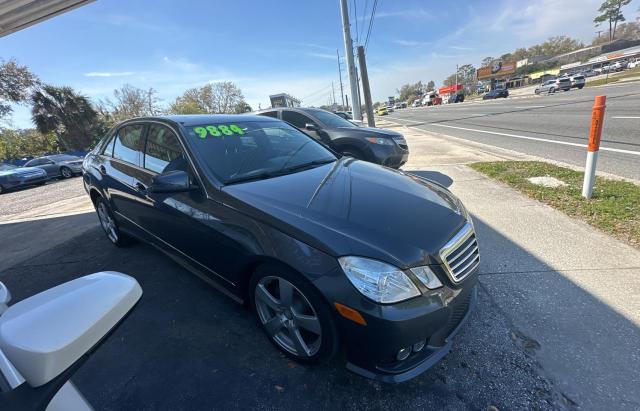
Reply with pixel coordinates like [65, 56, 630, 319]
[224, 159, 335, 186]
[280, 158, 336, 173]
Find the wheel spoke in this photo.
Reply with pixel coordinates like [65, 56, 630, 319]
[263, 317, 283, 337]
[293, 313, 321, 335]
[278, 279, 293, 307]
[256, 283, 282, 311]
[288, 326, 310, 357]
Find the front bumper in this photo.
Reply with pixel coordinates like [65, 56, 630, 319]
[367, 143, 409, 169]
[347, 285, 477, 382]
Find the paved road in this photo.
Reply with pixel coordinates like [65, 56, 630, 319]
[386, 82, 640, 180]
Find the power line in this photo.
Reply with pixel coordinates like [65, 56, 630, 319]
[359, 0, 369, 43]
[300, 84, 332, 102]
[364, 0, 379, 51]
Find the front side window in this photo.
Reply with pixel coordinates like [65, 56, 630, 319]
[184, 119, 336, 184]
[307, 109, 355, 128]
[144, 124, 186, 174]
[113, 124, 145, 166]
[259, 111, 279, 118]
[282, 110, 315, 129]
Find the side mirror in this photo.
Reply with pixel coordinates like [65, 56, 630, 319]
[305, 123, 318, 131]
[0, 282, 10, 315]
[149, 170, 193, 193]
[0, 272, 142, 387]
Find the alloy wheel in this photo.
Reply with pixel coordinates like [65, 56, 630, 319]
[61, 167, 72, 178]
[254, 276, 322, 358]
[97, 201, 119, 243]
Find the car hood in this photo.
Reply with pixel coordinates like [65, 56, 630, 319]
[0, 166, 45, 177]
[222, 158, 467, 268]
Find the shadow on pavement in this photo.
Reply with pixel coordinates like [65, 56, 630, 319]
[0, 212, 637, 410]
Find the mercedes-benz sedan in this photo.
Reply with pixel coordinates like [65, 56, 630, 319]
[82, 115, 479, 382]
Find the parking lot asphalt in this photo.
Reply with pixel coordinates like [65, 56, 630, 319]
[385, 82, 640, 181]
[1, 219, 565, 411]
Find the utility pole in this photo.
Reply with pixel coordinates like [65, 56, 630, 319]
[339, 0, 362, 121]
[331, 82, 337, 108]
[337, 49, 345, 109]
[345, 94, 349, 111]
[455, 64, 459, 86]
[357, 46, 375, 127]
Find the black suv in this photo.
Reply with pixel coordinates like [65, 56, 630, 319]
[257, 107, 409, 169]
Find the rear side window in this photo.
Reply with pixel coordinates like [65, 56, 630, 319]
[144, 124, 187, 174]
[282, 110, 315, 129]
[102, 135, 116, 157]
[259, 110, 279, 118]
[113, 124, 145, 166]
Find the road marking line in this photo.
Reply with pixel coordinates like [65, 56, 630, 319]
[514, 105, 545, 109]
[429, 123, 640, 156]
[611, 116, 640, 119]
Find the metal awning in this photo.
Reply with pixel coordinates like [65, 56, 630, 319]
[0, 0, 94, 37]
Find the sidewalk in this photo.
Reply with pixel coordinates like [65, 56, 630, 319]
[380, 120, 640, 410]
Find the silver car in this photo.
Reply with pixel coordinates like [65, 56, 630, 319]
[24, 154, 83, 179]
[535, 78, 571, 94]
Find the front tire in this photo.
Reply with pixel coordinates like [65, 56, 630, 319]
[60, 166, 73, 179]
[95, 196, 133, 247]
[549, 87, 556, 94]
[250, 264, 338, 364]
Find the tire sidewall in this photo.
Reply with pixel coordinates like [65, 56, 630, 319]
[95, 196, 130, 247]
[249, 263, 339, 364]
[61, 167, 72, 178]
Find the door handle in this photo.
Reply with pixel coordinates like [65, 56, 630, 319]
[99, 165, 106, 174]
[134, 182, 147, 193]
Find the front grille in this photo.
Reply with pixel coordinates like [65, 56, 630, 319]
[440, 222, 479, 282]
[392, 136, 407, 150]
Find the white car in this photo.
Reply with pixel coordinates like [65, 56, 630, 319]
[628, 58, 639, 69]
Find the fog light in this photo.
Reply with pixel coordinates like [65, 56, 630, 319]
[396, 347, 411, 361]
[413, 340, 426, 352]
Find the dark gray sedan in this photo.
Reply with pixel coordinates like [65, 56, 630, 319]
[0, 163, 48, 194]
[24, 154, 83, 179]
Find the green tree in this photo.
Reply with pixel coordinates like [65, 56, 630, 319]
[0, 128, 58, 161]
[31, 85, 99, 150]
[0, 59, 39, 120]
[426, 80, 435, 91]
[102, 84, 161, 124]
[169, 81, 247, 114]
[396, 81, 426, 103]
[595, 0, 632, 41]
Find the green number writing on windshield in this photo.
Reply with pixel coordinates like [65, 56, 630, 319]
[194, 124, 245, 139]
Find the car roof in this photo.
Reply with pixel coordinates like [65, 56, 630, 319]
[124, 114, 279, 127]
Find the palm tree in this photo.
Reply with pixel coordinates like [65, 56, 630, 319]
[31, 85, 98, 150]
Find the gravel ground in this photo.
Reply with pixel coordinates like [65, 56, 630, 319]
[0, 177, 86, 217]
[1, 224, 571, 411]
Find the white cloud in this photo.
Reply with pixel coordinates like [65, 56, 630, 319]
[450, 46, 474, 51]
[84, 71, 135, 77]
[394, 39, 431, 47]
[305, 52, 337, 60]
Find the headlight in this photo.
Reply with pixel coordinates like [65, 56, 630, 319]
[410, 266, 443, 289]
[365, 137, 395, 145]
[338, 256, 420, 303]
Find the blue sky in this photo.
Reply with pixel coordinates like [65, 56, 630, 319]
[2, 0, 638, 127]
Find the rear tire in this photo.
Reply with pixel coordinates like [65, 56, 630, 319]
[250, 264, 338, 364]
[549, 87, 556, 94]
[95, 196, 134, 247]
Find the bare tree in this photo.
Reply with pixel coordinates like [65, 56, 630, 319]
[104, 84, 161, 123]
[169, 81, 247, 115]
[595, 0, 632, 41]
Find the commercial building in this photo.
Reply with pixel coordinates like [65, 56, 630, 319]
[269, 93, 301, 108]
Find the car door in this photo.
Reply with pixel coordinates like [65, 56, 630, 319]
[40, 159, 59, 177]
[129, 122, 235, 283]
[99, 123, 147, 226]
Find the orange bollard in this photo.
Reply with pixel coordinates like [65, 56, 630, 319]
[582, 96, 606, 199]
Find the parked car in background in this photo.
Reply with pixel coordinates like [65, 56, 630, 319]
[258, 107, 409, 168]
[24, 154, 83, 179]
[448, 94, 465, 104]
[482, 89, 508, 100]
[377, 106, 388, 115]
[386, 105, 395, 113]
[610, 61, 627, 71]
[581, 69, 597, 77]
[0, 162, 48, 194]
[412, 100, 422, 107]
[628, 58, 639, 69]
[535, 78, 571, 94]
[570, 74, 585, 89]
[82, 114, 477, 382]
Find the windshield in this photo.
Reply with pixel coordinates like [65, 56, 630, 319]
[0, 163, 17, 171]
[185, 119, 336, 184]
[306, 109, 356, 128]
